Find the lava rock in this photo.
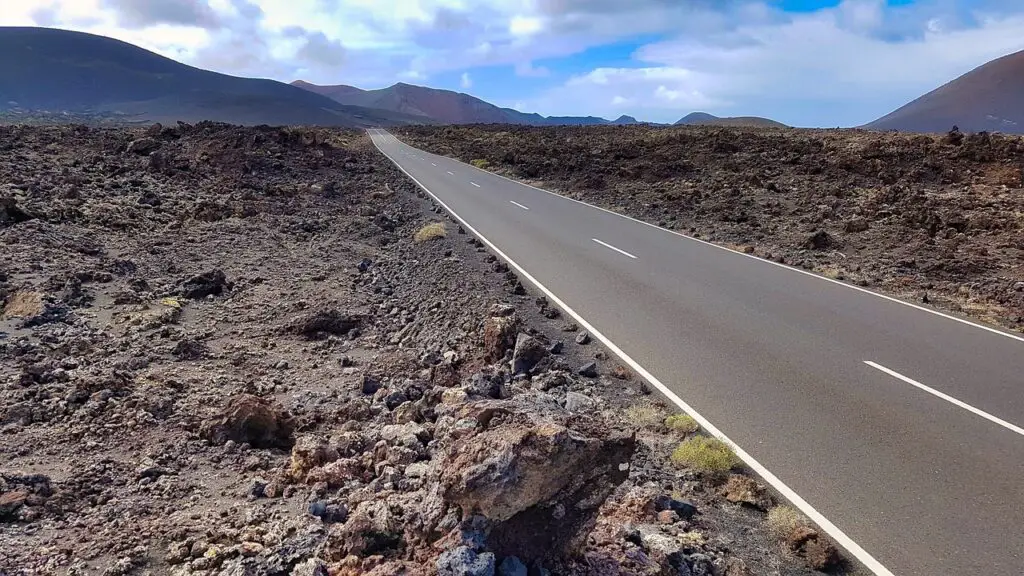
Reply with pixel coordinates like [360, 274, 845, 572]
[804, 230, 837, 251]
[722, 475, 773, 510]
[574, 331, 591, 345]
[177, 269, 230, 299]
[307, 501, 328, 518]
[497, 556, 527, 576]
[510, 333, 549, 375]
[0, 197, 35, 226]
[564, 392, 597, 413]
[286, 308, 362, 340]
[578, 362, 599, 378]
[126, 138, 160, 155]
[137, 191, 162, 207]
[362, 375, 382, 395]
[483, 313, 519, 362]
[199, 394, 294, 449]
[437, 546, 495, 576]
[466, 372, 507, 400]
[654, 495, 698, 520]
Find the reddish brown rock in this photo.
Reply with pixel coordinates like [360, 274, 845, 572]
[722, 474, 773, 510]
[657, 510, 679, 524]
[482, 313, 518, 362]
[437, 404, 635, 562]
[0, 491, 29, 520]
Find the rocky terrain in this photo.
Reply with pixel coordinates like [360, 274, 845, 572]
[1, 123, 847, 575]
[395, 124, 1024, 331]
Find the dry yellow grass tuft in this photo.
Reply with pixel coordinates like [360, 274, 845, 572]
[665, 413, 699, 434]
[2, 291, 43, 320]
[624, 402, 667, 430]
[414, 222, 447, 243]
[671, 436, 739, 473]
[679, 531, 707, 546]
[470, 159, 490, 169]
[766, 505, 810, 539]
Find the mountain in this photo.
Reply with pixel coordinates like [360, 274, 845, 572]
[0, 27, 427, 127]
[674, 112, 787, 128]
[293, 81, 525, 124]
[292, 80, 642, 126]
[543, 115, 611, 126]
[864, 49, 1024, 134]
[612, 115, 640, 125]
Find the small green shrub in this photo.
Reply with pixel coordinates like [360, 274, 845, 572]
[470, 159, 490, 169]
[665, 414, 699, 434]
[670, 436, 739, 472]
[414, 222, 446, 242]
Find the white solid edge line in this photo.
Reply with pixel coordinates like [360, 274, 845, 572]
[470, 181, 481, 187]
[865, 361, 1024, 437]
[593, 237, 637, 259]
[510, 200, 530, 210]
[402, 135, 1024, 345]
[369, 131, 897, 576]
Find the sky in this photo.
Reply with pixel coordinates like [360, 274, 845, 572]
[3, 0, 1024, 126]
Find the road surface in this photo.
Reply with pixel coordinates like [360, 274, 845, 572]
[368, 129, 1024, 576]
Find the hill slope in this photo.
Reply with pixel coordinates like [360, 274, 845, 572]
[293, 81, 522, 124]
[0, 27, 424, 127]
[865, 50, 1024, 133]
[293, 80, 640, 126]
[675, 112, 787, 128]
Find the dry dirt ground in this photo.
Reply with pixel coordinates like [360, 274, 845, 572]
[395, 124, 1024, 332]
[1, 124, 850, 576]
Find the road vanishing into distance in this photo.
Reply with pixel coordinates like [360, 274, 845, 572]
[368, 129, 1024, 576]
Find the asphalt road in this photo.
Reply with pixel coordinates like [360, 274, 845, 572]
[368, 129, 1024, 576]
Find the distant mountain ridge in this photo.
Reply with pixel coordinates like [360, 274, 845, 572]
[292, 81, 645, 126]
[0, 27, 428, 127]
[0, 26, 795, 130]
[674, 112, 787, 128]
[864, 49, 1024, 134]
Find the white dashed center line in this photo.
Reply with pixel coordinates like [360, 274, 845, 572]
[592, 238, 637, 259]
[431, 162, 437, 166]
[510, 201, 530, 210]
[447, 171, 454, 175]
[470, 182, 481, 188]
[864, 361, 1024, 437]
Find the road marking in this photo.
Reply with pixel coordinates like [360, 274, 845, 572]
[447, 171, 454, 175]
[431, 162, 437, 166]
[370, 132, 896, 576]
[865, 361, 1024, 437]
[593, 238, 637, 259]
[470, 182, 481, 187]
[510, 201, 530, 211]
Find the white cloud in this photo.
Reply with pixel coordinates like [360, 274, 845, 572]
[515, 66, 723, 121]
[509, 15, 543, 36]
[460, 72, 472, 89]
[4, 0, 1024, 125]
[515, 1, 1024, 125]
[0, 0, 749, 88]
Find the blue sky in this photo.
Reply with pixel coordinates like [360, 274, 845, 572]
[4, 0, 1024, 126]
